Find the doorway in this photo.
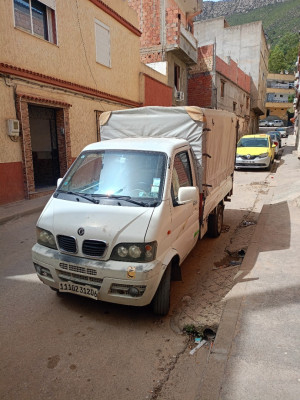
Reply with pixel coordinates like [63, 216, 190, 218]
[29, 105, 60, 188]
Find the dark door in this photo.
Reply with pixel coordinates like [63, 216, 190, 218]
[29, 105, 60, 188]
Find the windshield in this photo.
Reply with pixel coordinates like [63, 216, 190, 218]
[57, 150, 167, 205]
[237, 138, 269, 148]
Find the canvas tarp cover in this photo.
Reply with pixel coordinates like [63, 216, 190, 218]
[99, 106, 236, 195]
[100, 106, 205, 186]
[200, 108, 237, 195]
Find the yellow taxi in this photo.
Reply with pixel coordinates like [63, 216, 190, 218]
[235, 134, 276, 170]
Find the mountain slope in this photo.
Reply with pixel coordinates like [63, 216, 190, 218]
[226, 0, 300, 46]
[199, 0, 300, 47]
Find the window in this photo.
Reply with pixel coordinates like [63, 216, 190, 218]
[13, 0, 57, 44]
[174, 64, 181, 91]
[95, 19, 111, 67]
[246, 96, 250, 109]
[220, 80, 225, 98]
[233, 102, 237, 112]
[171, 152, 192, 204]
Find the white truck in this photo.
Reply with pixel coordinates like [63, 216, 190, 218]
[32, 106, 237, 315]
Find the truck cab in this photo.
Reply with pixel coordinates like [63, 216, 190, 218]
[32, 137, 199, 315]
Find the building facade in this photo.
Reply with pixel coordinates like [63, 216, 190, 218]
[193, 17, 269, 134]
[0, 0, 172, 205]
[262, 73, 295, 123]
[188, 44, 251, 138]
[128, 0, 203, 106]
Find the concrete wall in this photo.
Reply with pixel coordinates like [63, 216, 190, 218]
[193, 17, 269, 116]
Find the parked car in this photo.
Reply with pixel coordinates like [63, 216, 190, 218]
[259, 119, 269, 127]
[235, 134, 276, 171]
[266, 132, 280, 157]
[275, 127, 287, 138]
[267, 131, 282, 148]
[269, 120, 284, 127]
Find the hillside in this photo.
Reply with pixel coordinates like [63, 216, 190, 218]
[199, 0, 300, 47]
[226, 0, 300, 46]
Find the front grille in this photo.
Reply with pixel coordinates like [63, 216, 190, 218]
[237, 162, 265, 167]
[57, 270, 103, 288]
[57, 235, 77, 253]
[59, 262, 97, 276]
[82, 240, 107, 257]
[240, 155, 257, 160]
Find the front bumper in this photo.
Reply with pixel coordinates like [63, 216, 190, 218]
[32, 243, 165, 307]
[235, 154, 271, 169]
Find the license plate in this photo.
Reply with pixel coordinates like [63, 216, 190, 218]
[59, 282, 98, 299]
[245, 160, 255, 163]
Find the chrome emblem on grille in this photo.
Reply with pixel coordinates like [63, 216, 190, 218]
[246, 154, 251, 159]
[77, 227, 85, 236]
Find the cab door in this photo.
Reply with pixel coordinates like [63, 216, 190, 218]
[170, 150, 199, 261]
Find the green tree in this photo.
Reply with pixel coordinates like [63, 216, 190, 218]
[269, 45, 287, 73]
[269, 32, 298, 73]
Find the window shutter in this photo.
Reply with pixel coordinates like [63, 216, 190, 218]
[95, 20, 111, 68]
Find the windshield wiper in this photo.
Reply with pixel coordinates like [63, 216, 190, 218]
[105, 195, 147, 207]
[64, 191, 99, 204]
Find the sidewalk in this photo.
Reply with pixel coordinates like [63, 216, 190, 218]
[0, 193, 51, 225]
[196, 134, 300, 400]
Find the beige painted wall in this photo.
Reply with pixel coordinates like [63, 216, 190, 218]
[0, 78, 129, 163]
[0, 79, 23, 163]
[0, 0, 169, 164]
[0, 0, 141, 101]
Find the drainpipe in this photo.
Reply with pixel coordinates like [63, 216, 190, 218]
[160, 0, 166, 61]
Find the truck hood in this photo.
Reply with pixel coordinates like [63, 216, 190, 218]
[38, 198, 154, 257]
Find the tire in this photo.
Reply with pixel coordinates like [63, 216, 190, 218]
[208, 204, 224, 238]
[152, 263, 171, 316]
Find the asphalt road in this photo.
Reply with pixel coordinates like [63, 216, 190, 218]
[0, 145, 287, 400]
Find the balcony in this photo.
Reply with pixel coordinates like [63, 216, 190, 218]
[165, 24, 198, 65]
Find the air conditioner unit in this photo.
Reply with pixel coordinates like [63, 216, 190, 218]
[175, 91, 184, 101]
[7, 119, 20, 137]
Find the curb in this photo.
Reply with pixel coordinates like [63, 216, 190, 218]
[0, 195, 51, 225]
[194, 199, 272, 399]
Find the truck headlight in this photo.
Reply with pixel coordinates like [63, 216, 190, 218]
[111, 242, 157, 262]
[258, 152, 268, 158]
[36, 227, 57, 249]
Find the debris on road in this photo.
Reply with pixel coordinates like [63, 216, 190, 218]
[189, 339, 207, 355]
[242, 220, 256, 227]
[238, 249, 246, 258]
[221, 224, 230, 233]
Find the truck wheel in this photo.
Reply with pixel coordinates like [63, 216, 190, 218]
[208, 204, 224, 238]
[152, 263, 171, 316]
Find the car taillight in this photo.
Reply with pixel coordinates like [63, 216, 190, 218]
[274, 141, 278, 146]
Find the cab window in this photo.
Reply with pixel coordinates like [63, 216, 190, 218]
[171, 152, 192, 204]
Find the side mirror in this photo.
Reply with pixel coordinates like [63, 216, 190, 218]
[57, 178, 63, 188]
[178, 186, 198, 205]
